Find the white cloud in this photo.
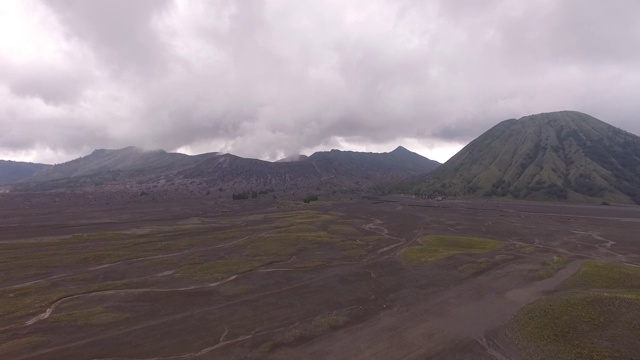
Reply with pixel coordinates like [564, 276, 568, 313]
[0, 0, 639, 164]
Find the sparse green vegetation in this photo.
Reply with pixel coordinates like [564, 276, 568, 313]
[458, 257, 493, 276]
[311, 313, 348, 332]
[258, 340, 280, 353]
[327, 224, 357, 235]
[562, 261, 640, 290]
[303, 194, 319, 204]
[48, 307, 129, 325]
[246, 231, 336, 258]
[281, 328, 302, 343]
[510, 262, 640, 360]
[535, 255, 570, 279]
[398, 236, 503, 264]
[0, 280, 134, 320]
[295, 260, 327, 269]
[511, 292, 640, 360]
[0, 336, 48, 356]
[516, 243, 536, 254]
[179, 260, 260, 280]
[458, 254, 514, 276]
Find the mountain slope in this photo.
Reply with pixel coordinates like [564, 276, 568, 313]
[27, 147, 218, 182]
[13, 146, 439, 195]
[403, 111, 640, 204]
[306, 146, 440, 184]
[0, 160, 50, 185]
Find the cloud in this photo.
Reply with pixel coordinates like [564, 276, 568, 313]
[43, 0, 173, 76]
[0, 0, 639, 164]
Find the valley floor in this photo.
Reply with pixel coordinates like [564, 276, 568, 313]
[0, 193, 639, 359]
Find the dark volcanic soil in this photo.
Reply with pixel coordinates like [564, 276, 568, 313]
[0, 192, 638, 359]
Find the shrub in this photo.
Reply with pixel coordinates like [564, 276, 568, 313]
[303, 194, 319, 204]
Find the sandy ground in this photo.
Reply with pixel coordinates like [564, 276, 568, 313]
[0, 192, 638, 359]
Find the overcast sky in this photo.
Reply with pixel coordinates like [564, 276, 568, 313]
[1, 0, 639, 164]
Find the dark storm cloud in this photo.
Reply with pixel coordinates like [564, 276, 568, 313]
[0, 0, 639, 163]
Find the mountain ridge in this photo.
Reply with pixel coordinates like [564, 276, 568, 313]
[11, 145, 439, 196]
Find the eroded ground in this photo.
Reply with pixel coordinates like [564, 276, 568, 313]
[0, 193, 639, 359]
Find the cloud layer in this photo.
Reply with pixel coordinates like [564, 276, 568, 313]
[1, 0, 639, 163]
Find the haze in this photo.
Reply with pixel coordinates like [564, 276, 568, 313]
[1, 0, 639, 164]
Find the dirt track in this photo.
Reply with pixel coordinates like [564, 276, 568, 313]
[0, 193, 638, 359]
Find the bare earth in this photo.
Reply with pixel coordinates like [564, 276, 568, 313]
[0, 192, 638, 359]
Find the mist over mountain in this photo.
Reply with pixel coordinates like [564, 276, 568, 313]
[401, 111, 640, 204]
[0, 160, 50, 185]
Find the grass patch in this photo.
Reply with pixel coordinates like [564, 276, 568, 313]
[327, 224, 358, 235]
[0, 336, 48, 356]
[311, 313, 348, 332]
[295, 260, 327, 269]
[246, 231, 336, 258]
[510, 292, 640, 360]
[458, 258, 493, 276]
[516, 244, 536, 254]
[510, 262, 640, 360]
[344, 248, 367, 259]
[458, 255, 514, 276]
[179, 260, 260, 280]
[562, 261, 640, 290]
[258, 340, 280, 353]
[0, 279, 146, 320]
[535, 255, 570, 279]
[398, 236, 503, 264]
[281, 328, 302, 343]
[48, 307, 129, 325]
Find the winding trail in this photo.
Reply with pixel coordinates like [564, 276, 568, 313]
[8, 217, 408, 359]
[15, 266, 346, 360]
[7, 219, 401, 332]
[0, 276, 240, 333]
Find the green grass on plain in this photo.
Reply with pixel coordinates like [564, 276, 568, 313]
[458, 254, 514, 276]
[327, 224, 358, 235]
[245, 231, 336, 258]
[562, 261, 640, 290]
[0, 336, 48, 357]
[535, 255, 570, 279]
[0, 279, 145, 320]
[515, 243, 536, 254]
[458, 257, 493, 276]
[398, 236, 503, 264]
[510, 261, 640, 360]
[294, 260, 327, 269]
[178, 259, 261, 280]
[48, 306, 129, 325]
[311, 313, 348, 332]
[510, 291, 640, 360]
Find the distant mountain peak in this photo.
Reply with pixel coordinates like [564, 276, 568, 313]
[391, 146, 410, 153]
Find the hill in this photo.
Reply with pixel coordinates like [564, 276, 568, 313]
[27, 146, 217, 183]
[401, 111, 640, 204]
[12, 146, 439, 197]
[0, 160, 50, 185]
